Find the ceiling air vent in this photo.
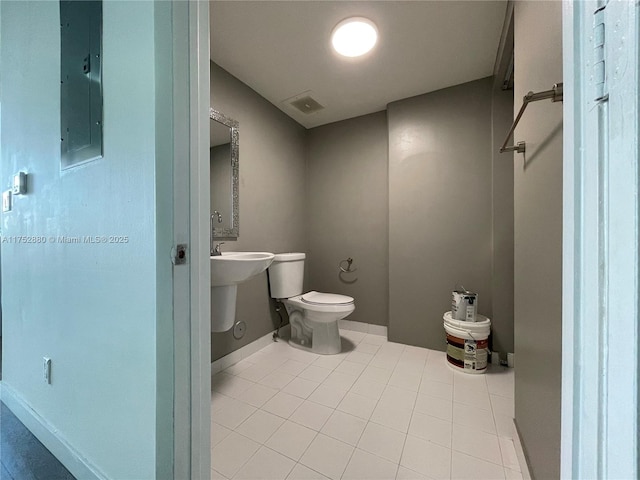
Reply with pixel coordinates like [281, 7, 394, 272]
[283, 91, 325, 115]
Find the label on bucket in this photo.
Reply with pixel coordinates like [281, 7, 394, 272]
[446, 334, 488, 372]
[464, 339, 487, 370]
[452, 290, 478, 322]
[465, 305, 475, 322]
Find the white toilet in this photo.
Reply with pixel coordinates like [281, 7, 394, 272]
[268, 253, 355, 355]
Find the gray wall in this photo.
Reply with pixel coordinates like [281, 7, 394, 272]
[491, 87, 515, 356]
[210, 62, 307, 361]
[306, 112, 389, 326]
[211, 64, 515, 365]
[513, 2, 563, 478]
[388, 77, 494, 350]
[491, 12, 515, 356]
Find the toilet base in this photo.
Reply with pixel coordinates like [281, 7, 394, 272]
[288, 336, 341, 355]
[288, 317, 342, 355]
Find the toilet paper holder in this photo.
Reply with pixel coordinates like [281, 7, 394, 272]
[339, 257, 357, 273]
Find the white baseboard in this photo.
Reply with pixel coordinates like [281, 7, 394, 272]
[512, 418, 532, 479]
[338, 319, 388, 337]
[211, 325, 291, 375]
[0, 382, 105, 480]
[211, 321, 388, 375]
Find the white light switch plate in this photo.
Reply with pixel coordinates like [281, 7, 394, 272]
[2, 190, 12, 212]
[12, 172, 27, 195]
[43, 357, 52, 384]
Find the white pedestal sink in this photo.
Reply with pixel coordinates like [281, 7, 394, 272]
[211, 252, 275, 332]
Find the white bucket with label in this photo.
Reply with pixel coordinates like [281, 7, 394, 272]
[451, 289, 478, 322]
[443, 311, 490, 374]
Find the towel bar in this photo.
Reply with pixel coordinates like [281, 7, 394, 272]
[500, 83, 563, 154]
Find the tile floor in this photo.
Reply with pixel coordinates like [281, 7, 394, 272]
[211, 330, 521, 480]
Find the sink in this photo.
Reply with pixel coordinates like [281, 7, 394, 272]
[211, 251, 275, 287]
[210, 251, 275, 332]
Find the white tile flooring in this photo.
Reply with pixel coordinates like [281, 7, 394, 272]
[211, 330, 521, 480]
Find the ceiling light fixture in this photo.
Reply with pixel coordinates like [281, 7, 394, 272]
[331, 17, 378, 58]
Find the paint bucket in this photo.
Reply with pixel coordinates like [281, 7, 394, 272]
[443, 311, 490, 374]
[451, 289, 478, 322]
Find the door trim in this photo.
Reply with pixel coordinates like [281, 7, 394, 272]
[188, 0, 211, 478]
[562, 1, 639, 477]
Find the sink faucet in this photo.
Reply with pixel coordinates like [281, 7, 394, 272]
[212, 242, 225, 256]
[210, 213, 221, 255]
[213, 210, 222, 223]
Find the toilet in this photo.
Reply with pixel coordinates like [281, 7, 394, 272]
[268, 253, 355, 355]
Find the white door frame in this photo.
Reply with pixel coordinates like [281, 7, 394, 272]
[188, 0, 211, 477]
[173, 1, 211, 478]
[562, 1, 638, 478]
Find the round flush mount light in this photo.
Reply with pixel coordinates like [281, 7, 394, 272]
[331, 17, 378, 58]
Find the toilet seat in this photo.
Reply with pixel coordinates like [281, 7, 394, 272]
[301, 291, 354, 306]
[285, 292, 355, 315]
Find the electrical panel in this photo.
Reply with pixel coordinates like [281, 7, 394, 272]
[60, 1, 103, 169]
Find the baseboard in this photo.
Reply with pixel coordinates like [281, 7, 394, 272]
[211, 324, 291, 375]
[0, 382, 106, 480]
[338, 319, 388, 337]
[512, 418, 532, 479]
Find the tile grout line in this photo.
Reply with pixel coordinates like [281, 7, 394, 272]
[336, 332, 389, 479]
[240, 331, 382, 479]
[390, 348, 429, 479]
[454, 370, 514, 473]
[343, 340, 431, 477]
[486, 371, 506, 473]
[324, 332, 405, 478]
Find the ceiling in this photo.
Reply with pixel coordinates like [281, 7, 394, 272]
[210, 1, 507, 129]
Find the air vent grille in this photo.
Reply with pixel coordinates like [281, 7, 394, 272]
[289, 95, 325, 114]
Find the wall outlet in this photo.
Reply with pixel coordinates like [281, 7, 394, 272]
[43, 357, 51, 384]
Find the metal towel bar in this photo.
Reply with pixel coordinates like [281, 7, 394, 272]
[500, 83, 563, 154]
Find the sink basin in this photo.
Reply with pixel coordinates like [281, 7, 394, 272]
[211, 251, 275, 287]
[210, 251, 275, 333]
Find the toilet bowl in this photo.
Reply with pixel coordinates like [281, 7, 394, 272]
[282, 291, 355, 354]
[268, 253, 355, 355]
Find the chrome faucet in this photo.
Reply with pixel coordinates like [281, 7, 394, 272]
[210, 213, 223, 255]
[212, 242, 225, 256]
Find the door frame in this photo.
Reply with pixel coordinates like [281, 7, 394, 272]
[188, 0, 211, 477]
[173, 1, 211, 478]
[561, 1, 638, 478]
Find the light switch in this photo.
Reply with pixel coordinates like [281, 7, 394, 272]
[12, 172, 27, 195]
[43, 357, 52, 384]
[2, 190, 12, 212]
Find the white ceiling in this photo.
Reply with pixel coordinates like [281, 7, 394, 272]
[210, 1, 507, 129]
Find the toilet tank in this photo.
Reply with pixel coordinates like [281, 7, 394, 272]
[268, 253, 305, 299]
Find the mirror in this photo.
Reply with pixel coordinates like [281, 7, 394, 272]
[210, 108, 239, 239]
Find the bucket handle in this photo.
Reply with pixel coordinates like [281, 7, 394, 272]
[446, 324, 481, 342]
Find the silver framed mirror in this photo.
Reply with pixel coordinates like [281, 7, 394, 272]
[210, 108, 239, 239]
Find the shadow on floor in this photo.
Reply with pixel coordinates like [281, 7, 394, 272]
[0, 402, 75, 480]
[340, 337, 356, 352]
